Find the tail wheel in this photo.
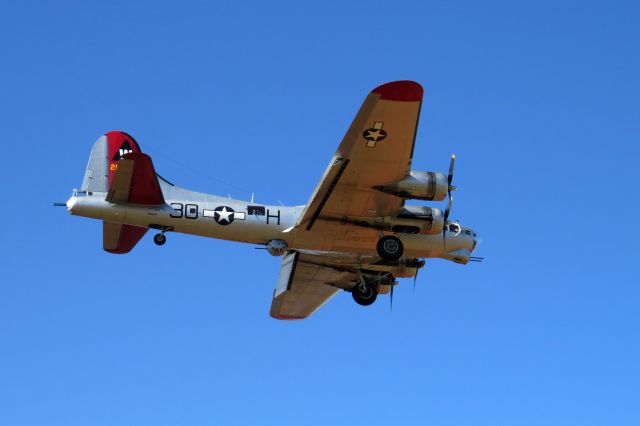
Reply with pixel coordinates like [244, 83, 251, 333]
[377, 236, 404, 261]
[153, 233, 166, 246]
[352, 283, 379, 306]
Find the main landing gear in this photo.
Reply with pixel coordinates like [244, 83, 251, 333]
[376, 235, 404, 261]
[352, 271, 386, 306]
[352, 281, 378, 306]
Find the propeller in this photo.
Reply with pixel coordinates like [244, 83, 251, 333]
[412, 260, 424, 293]
[442, 154, 456, 245]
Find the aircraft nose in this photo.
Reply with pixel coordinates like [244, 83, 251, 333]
[472, 231, 481, 252]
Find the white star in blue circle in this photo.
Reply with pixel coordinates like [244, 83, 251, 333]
[214, 206, 235, 225]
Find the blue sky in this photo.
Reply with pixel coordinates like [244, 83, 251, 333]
[1, 1, 639, 424]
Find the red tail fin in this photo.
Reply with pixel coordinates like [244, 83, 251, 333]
[82, 131, 142, 193]
[106, 131, 142, 185]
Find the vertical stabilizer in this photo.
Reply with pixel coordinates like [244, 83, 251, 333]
[81, 135, 108, 192]
[81, 131, 141, 192]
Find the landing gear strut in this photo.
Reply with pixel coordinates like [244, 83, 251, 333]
[376, 235, 404, 261]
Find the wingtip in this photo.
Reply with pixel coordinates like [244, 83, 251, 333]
[271, 314, 307, 320]
[372, 80, 423, 102]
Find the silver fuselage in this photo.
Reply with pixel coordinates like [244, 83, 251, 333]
[66, 183, 477, 262]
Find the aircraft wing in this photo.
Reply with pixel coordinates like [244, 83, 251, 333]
[269, 251, 364, 320]
[296, 80, 424, 231]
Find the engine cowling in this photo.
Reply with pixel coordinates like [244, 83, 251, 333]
[374, 171, 448, 201]
[395, 205, 444, 235]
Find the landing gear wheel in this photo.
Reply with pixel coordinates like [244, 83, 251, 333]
[352, 283, 379, 306]
[377, 236, 404, 261]
[153, 233, 166, 246]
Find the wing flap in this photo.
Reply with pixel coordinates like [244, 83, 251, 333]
[299, 157, 350, 231]
[269, 252, 357, 320]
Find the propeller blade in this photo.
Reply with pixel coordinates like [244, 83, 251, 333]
[390, 282, 394, 311]
[448, 154, 456, 186]
[442, 154, 456, 247]
[442, 226, 447, 247]
[444, 193, 453, 222]
[442, 192, 453, 246]
[53, 202, 67, 207]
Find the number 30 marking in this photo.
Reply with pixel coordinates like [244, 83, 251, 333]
[170, 203, 198, 219]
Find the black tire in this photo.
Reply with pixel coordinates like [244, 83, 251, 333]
[376, 236, 403, 261]
[153, 233, 166, 246]
[352, 283, 378, 306]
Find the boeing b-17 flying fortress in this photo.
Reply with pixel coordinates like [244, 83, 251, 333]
[60, 80, 480, 319]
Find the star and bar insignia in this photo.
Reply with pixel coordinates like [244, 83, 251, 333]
[202, 206, 247, 225]
[362, 122, 387, 148]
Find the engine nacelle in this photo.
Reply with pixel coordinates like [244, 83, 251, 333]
[374, 171, 448, 201]
[266, 239, 288, 256]
[395, 205, 444, 235]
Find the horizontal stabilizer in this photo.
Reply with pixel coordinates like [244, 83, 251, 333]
[106, 153, 165, 205]
[103, 222, 148, 254]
